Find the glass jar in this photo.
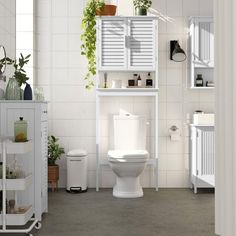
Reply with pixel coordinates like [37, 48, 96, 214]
[5, 77, 21, 100]
[14, 117, 28, 142]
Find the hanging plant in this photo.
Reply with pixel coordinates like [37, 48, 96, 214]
[81, 0, 105, 89]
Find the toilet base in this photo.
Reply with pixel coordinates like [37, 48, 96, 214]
[112, 177, 143, 198]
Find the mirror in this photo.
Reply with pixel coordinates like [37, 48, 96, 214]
[0, 45, 7, 75]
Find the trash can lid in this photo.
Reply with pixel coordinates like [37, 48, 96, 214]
[67, 149, 87, 157]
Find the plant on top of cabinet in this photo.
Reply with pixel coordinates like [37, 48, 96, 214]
[48, 135, 65, 191]
[81, 0, 105, 89]
[133, 0, 152, 15]
[5, 54, 32, 100]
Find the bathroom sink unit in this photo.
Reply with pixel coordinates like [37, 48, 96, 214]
[190, 124, 215, 193]
[95, 16, 159, 193]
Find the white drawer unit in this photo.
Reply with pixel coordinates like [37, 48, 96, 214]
[97, 16, 157, 71]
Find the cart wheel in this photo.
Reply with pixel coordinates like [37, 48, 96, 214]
[35, 222, 42, 230]
[27, 234, 33, 236]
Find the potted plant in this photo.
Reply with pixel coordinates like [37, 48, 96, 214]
[133, 0, 152, 15]
[48, 136, 65, 191]
[4, 54, 32, 100]
[81, 0, 117, 89]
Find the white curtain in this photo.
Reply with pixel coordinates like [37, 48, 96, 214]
[215, 0, 236, 235]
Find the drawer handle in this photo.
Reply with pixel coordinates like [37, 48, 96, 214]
[43, 111, 48, 114]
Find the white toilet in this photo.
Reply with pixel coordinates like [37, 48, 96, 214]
[108, 113, 149, 198]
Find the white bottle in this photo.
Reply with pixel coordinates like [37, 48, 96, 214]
[137, 75, 142, 87]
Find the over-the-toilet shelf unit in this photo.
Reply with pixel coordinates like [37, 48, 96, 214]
[95, 16, 159, 191]
[189, 17, 214, 89]
[0, 139, 40, 235]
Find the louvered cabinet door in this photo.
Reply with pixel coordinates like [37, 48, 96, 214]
[128, 19, 156, 70]
[98, 18, 127, 70]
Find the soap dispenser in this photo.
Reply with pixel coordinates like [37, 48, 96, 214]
[14, 117, 28, 142]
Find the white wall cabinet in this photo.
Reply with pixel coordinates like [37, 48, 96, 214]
[0, 101, 48, 221]
[190, 17, 214, 88]
[97, 17, 157, 71]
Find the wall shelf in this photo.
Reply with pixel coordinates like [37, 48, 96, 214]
[190, 86, 214, 90]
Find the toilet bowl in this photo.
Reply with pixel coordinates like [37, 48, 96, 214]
[108, 114, 149, 198]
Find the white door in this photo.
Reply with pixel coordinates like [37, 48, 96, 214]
[128, 18, 156, 71]
[98, 18, 127, 70]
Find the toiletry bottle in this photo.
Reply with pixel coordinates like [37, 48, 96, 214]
[104, 72, 108, 88]
[196, 74, 204, 87]
[137, 75, 142, 87]
[146, 72, 153, 87]
[14, 117, 28, 142]
[133, 73, 138, 86]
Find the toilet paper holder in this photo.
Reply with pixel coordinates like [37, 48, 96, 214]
[169, 125, 181, 141]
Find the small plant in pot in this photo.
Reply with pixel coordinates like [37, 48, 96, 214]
[133, 0, 152, 15]
[48, 136, 65, 191]
[4, 54, 32, 100]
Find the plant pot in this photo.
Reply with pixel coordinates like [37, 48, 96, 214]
[96, 4, 117, 16]
[48, 165, 59, 191]
[135, 8, 147, 15]
[5, 77, 21, 100]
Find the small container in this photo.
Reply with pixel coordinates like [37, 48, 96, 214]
[128, 79, 135, 87]
[14, 117, 28, 142]
[137, 75, 142, 87]
[196, 74, 204, 87]
[146, 72, 153, 87]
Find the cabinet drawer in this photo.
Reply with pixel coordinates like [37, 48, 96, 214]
[41, 105, 48, 121]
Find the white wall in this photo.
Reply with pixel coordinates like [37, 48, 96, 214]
[35, 0, 214, 188]
[0, 0, 16, 90]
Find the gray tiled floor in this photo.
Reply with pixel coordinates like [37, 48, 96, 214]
[3, 188, 216, 236]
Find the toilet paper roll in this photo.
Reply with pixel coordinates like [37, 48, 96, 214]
[169, 126, 181, 141]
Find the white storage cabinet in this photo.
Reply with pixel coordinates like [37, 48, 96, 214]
[95, 16, 159, 191]
[189, 17, 214, 89]
[0, 101, 48, 221]
[190, 124, 215, 193]
[97, 16, 157, 71]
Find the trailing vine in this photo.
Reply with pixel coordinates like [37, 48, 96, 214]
[81, 0, 105, 89]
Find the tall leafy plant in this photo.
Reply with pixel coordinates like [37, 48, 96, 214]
[4, 54, 31, 86]
[81, 0, 105, 89]
[48, 136, 65, 166]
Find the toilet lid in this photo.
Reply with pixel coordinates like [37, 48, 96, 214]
[108, 150, 149, 159]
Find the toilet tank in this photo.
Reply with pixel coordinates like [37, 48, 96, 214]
[112, 114, 147, 150]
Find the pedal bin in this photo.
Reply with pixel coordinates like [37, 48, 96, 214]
[66, 149, 88, 193]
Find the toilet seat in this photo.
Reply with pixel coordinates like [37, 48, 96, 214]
[108, 150, 148, 163]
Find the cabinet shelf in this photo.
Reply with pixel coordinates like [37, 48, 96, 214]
[0, 174, 32, 191]
[96, 88, 158, 96]
[190, 86, 214, 90]
[0, 206, 33, 226]
[0, 140, 32, 154]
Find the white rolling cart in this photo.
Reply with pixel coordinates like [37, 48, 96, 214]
[0, 138, 41, 235]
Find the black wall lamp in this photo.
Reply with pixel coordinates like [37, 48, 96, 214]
[170, 40, 186, 62]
